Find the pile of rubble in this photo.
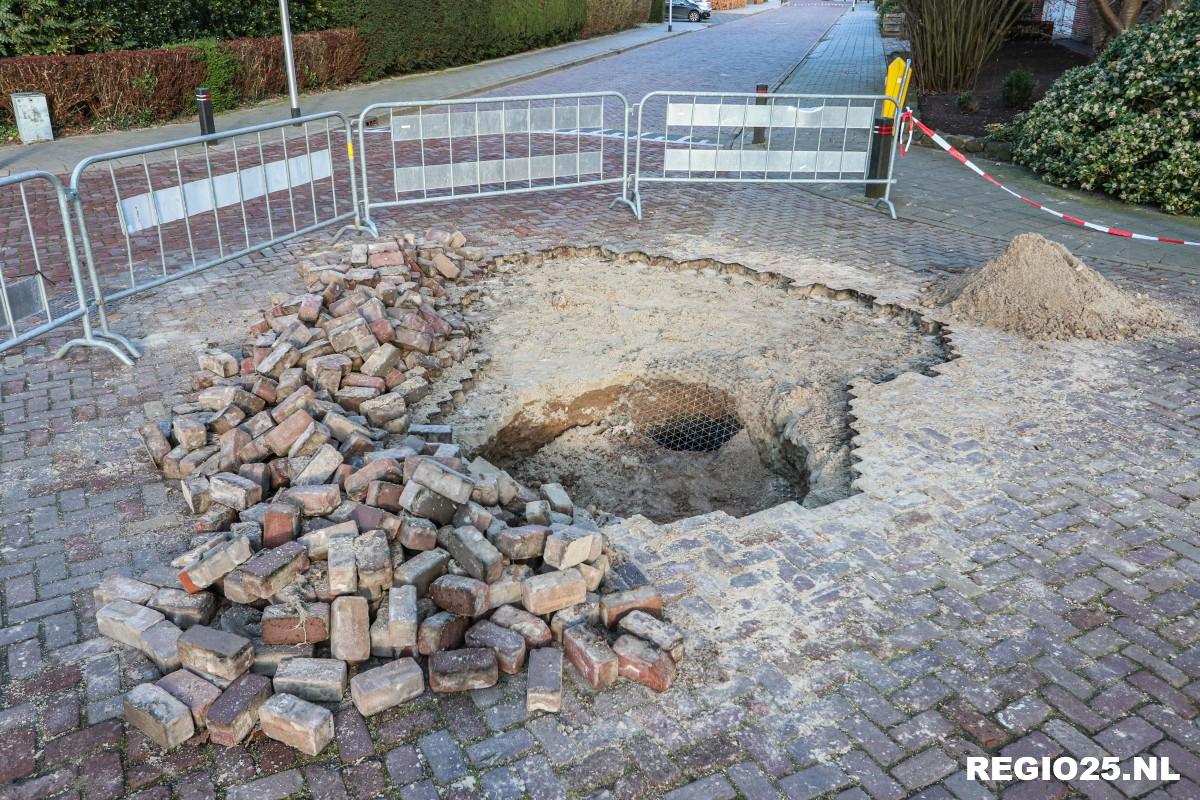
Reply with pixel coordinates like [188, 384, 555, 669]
[99, 230, 685, 756]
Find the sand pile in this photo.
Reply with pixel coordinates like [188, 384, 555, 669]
[932, 233, 1176, 340]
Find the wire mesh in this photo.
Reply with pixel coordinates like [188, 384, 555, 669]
[626, 359, 743, 453]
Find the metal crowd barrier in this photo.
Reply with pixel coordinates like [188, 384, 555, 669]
[59, 111, 361, 361]
[630, 89, 906, 220]
[356, 92, 636, 235]
[0, 171, 135, 364]
[2, 86, 918, 366]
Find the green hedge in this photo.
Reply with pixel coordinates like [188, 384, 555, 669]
[329, 0, 586, 80]
[0, 0, 332, 56]
[1012, 2, 1200, 215]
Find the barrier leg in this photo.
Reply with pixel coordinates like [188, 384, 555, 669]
[65, 193, 141, 362]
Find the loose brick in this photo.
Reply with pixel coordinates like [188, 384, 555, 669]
[399, 517, 439, 550]
[523, 569, 587, 616]
[430, 575, 489, 617]
[262, 602, 330, 645]
[612, 634, 676, 692]
[543, 527, 596, 570]
[142, 620, 184, 672]
[355, 530, 393, 600]
[124, 683, 195, 750]
[298, 521, 359, 559]
[328, 538, 358, 596]
[174, 416, 208, 450]
[599, 586, 663, 628]
[263, 502, 302, 548]
[178, 625, 254, 681]
[140, 421, 173, 467]
[208, 473, 262, 511]
[157, 669, 221, 728]
[430, 648, 499, 693]
[252, 643, 314, 676]
[490, 605, 553, 649]
[491, 525, 547, 560]
[465, 620, 527, 674]
[179, 536, 253, 593]
[331, 596, 370, 663]
[442, 526, 503, 583]
[526, 647, 563, 713]
[418, 611, 470, 655]
[282, 484, 342, 516]
[398, 482, 456, 525]
[539, 483, 573, 515]
[563, 625, 618, 690]
[240, 541, 309, 598]
[94, 575, 156, 608]
[411, 459, 474, 503]
[96, 600, 165, 651]
[487, 564, 531, 609]
[350, 658, 425, 717]
[618, 610, 684, 662]
[293, 444, 344, 486]
[387, 585, 419, 650]
[273, 658, 348, 703]
[259, 693, 335, 756]
[207, 672, 273, 747]
[181, 475, 213, 513]
[393, 548, 451, 595]
[148, 587, 216, 629]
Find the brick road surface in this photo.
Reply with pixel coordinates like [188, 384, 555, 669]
[4, 4, 1200, 800]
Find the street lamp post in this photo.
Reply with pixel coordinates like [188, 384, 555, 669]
[667, 0, 673, 32]
[280, 0, 301, 119]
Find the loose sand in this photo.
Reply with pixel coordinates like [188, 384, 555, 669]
[931, 233, 1177, 340]
[420, 252, 949, 521]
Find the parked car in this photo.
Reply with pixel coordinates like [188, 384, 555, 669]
[670, 0, 711, 22]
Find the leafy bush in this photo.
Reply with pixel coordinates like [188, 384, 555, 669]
[176, 39, 240, 113]
[329, 0, 587, 80]
[0, 29, 362, 129]
[1013, 2, 1200, 215]
[0, 0, 116, 56]
[956, 91, 979, 113]
[0, 47, 205, 127]
[650, 0, 665, 24]
[583, 0, 652, 36]
[226, 29, 364, 103]
[0, 0, 334, 55]
[1000, 68, 1036, 109]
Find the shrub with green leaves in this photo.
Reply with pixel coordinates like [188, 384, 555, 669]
[1013, 2, 1200, 216]
[1000, 68, 1035, 109]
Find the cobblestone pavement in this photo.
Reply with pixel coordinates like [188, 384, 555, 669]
[4, 6, 1200, 800]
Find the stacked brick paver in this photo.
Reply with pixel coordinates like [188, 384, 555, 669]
[4, 5, 1200, 800]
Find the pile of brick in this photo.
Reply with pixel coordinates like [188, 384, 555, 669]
[98, 230, 686, 755]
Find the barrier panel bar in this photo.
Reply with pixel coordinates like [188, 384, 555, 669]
[630, 87, 906, 220]
[0, 171, 134, 364]
[63, 111, 361, 361]
[356, 92, 636, 235]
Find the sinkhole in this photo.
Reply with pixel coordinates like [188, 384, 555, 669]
[421, 249, 950, 523]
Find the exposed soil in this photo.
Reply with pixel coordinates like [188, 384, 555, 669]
[919, 39, 1091, 136]
[420, 251, 950, 522]
[930, 233, 1179, 340]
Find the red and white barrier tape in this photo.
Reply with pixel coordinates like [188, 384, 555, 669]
[896, 109, 1200, 248]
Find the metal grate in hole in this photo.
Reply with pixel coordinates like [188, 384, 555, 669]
[648, 413, 742, 452]
[630, 361, 743, 453]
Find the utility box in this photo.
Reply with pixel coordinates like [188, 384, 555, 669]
[11, 92, 53, 144]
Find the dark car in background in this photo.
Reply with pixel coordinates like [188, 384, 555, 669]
[670, 0, 712, 22]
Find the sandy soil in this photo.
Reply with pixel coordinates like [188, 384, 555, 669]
[423, 251, 950, 521]
[931, 233, 1180, 340]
